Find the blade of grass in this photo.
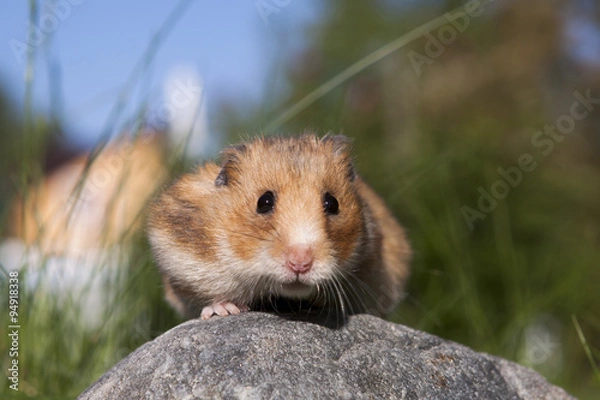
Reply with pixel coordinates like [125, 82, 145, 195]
[19, 0, 40, 244]
[65, 0, 194, 224]
[571, 315, 600, 382]
[264, 0, 494, 132]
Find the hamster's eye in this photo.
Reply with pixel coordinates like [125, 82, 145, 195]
[323, 192, 339, 215]
[257, 191, 275, 214]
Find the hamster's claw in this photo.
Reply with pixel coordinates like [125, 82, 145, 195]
[201, 302, 250, 320]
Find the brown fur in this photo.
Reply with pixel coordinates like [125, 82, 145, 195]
[147, 134, 411, 319]
[11, 136, 167, 255]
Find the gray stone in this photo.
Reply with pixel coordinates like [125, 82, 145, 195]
[78, 312, 574, 399]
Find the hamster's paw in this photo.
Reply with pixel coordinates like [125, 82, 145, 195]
[201, 302, 250, 320]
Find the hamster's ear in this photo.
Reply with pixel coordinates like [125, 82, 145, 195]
[322, 134, 356, 181]
[322, 134, 352, 156]
[215, 144, 247, 186]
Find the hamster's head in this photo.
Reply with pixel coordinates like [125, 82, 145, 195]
[214, 134, 367, 304]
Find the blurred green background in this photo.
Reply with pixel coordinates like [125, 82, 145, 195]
[1, 0, 599, 398]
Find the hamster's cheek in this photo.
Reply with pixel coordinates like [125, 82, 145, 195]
[328, 217, 363, 261]
[225, 222, 269, 262]
[228, 235, 256, 261]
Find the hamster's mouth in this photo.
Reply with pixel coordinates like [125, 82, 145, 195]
[278, 281, 315, 299]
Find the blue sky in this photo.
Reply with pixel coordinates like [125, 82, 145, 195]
[1, 1, 320, 146]
[1, 1, 598, 148]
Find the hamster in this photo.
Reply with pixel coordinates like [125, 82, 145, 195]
[147, 134, 411, 320]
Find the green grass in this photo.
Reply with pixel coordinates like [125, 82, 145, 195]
[385, 133, 600, 397]
[0, 239, 181, 398]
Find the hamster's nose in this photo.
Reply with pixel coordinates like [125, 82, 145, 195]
[285, 245, 314, 274]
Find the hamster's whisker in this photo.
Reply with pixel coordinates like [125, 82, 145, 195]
[336, 274, 364, 314]
[315, 282, 320, 297]
[330, 277, 347, 320]
[325, 281, 335, 320]
[320, 281, 336, 322]
[243, 275, 262, 307]
[265, 220, 282, 240]
[339, 271, 377, 314]
[266, 280, 277, 312]
[336, 277, 353, 323]
[222, 227, 270, 242]
[242, 221, 279, 242]
[337, 275, 356, 318]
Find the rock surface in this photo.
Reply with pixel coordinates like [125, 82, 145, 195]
[79, 312, 574, 399]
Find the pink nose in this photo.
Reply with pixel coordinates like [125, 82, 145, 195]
[285, 245, 314, 274]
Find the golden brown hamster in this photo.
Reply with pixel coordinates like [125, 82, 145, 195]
[147, 134, 410, 320]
